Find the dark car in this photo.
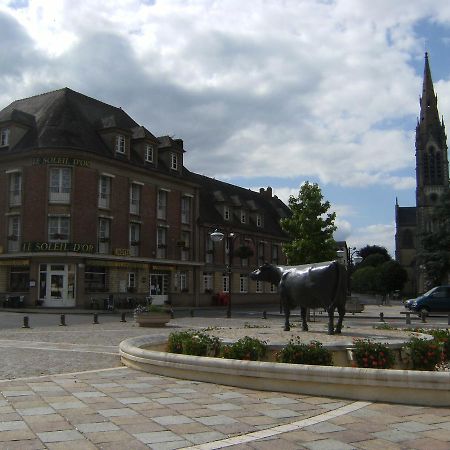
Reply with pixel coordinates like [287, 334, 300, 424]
[405, 286, 450, 315]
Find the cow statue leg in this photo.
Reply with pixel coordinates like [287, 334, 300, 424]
[284, 306, 290, 331]
[300, 307, 308, 331]
[327, 306, 335, 335]
[335, 304, 345, 334]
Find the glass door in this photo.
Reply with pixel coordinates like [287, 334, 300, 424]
[39, 264, 76, 307]
[149, 273, 169, 305]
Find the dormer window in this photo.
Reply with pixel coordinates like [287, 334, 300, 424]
[145, 144, 154, 163]
[115, 134, 126, 154]
[0, 128, 10, 147]
[170, 153, 178, 170]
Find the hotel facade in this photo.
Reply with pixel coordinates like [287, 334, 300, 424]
[0, 88, 289, 308]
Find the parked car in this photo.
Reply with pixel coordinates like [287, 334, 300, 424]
[405, 286, 450, 315]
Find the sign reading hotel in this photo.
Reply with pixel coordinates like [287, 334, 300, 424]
[22, 242, 95, 253]
[32, 156, 90, 167]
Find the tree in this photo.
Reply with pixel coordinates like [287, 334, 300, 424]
[419, 189, 450, 288]
[280, 182, 337, 264]
[358, 245, 390, 260]
[377, 260, 408, 297]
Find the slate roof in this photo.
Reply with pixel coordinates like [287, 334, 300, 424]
[186, 171, 290, 238]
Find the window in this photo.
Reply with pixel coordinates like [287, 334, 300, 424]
[203, 273, 213, 292]
[205, 238, 214, 264]
[128, 272, 136, 289]
[9, 172, 22, 206]
[129, 223, 140, 256]
[7, 216, 20, 252]
[49, 168, 71, 203]
[270, 283, 278, 293]
[179, 272, 188, 291]
[181, 196, 191, 224]
[224, 206, 230, 221]
[98, 176, 111, 209]
[257, 242, 265, 266]
[240, 274, 248, 293]
[157, 189, 167, 220]
[241, 210, 246, 224]
[145, 144, 154, 163]
[170, 153, 178, 170]
[48, 216, 70, 242]
[180, 231, 190, 261]
[9, 266, 29, 291]
[0, 128, 10, 146]
[84, 266, 108, 292]
[129, 183, 140, 215]
[256, 280, 263, 293]
[222, 275, 229, 293]
[256, 214, 263, 227]
[157, 226, 167, 258]
[115, 134, 126, 154]
[271, 244, 279, 264]
[98, 218, 111, 254]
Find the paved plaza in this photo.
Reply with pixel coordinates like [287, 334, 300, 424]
[0, 306, 449, 449]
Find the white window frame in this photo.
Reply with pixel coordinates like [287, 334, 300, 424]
[129, 223, 140, 256]
[222, 275, 229, 293]
[0, 128, 10, 147]
[256, 214, 263, 227]
[98, 218, 110, 254]
[157, 189, 168, 220]
[240, 274, 248, 293]
[49, 168, 71, 203]
[128, 272, 136, 289]
[181, 231, 190, 261]
[181, 196, 191, 224]
[98, 175, 111, 209]
[9, 172, 22, 206]
[115, 134, 126, 154]
[179, 272, 188, 291]
[129, 183, 140, 215]
[48, 216, 70, 242]
[145, 144, 154, 163]
[7, 215, 20, 252]
[157, 226, 167, 258]
[203, 273, 213, 292]
[170, 152, 178, 170]
[256, 280, 263, 293]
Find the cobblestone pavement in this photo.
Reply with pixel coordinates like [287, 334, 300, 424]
[0, 312, 449, 449]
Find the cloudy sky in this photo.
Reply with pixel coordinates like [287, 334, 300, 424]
[1, 0, 450, 256]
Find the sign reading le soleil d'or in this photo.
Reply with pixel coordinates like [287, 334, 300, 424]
[32, 157, 90, 167]
[22, 242, 95, 253]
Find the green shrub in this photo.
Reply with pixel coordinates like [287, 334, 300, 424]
[352, 339, 395, 369]
[405, 337, 443, 371]
[167, 330, 220, 357]
[276, 338, 333, 365]
[428, 329, 450, 361]
[221, 336, 267, 361]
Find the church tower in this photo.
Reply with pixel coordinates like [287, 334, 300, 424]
[395, 52, 449, 295]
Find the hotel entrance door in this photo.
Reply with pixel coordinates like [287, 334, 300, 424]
[39, 264, 76, 307]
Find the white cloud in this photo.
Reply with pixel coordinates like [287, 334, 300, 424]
[350, 223, 396, 257]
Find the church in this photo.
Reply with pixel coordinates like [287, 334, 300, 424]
[395, 53, 450, 296]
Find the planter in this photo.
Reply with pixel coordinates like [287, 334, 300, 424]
[134, 312, 171, 327]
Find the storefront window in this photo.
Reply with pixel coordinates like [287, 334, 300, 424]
[9, 266, 29, 291]
[85, 266, 108, 292]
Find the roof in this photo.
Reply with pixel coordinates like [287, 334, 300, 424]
[396, 206, 417, 226]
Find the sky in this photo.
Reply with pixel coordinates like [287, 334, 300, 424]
[1, 0, 450, 257]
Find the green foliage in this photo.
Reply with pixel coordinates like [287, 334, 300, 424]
[358, 245, 390, 260]
[405, 337, 443, 371]
[428, 329, 450, 361]
[377, 260, 408, 296]
[220, 336, 268, 361]
[280, 182, 337, 264]
[352, 339, 395, 369]
[358, 253, 390, 268]
[276, 338, 333, 365]
[419, 189, 450, 287]
[167, 330, 220, 357]
[351, 266, 379, 293]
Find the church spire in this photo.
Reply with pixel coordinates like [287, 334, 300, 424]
[418, 52, 441, 133]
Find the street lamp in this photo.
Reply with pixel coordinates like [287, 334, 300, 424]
[337, 246, 362, 296]
[210, 229, 236, 318]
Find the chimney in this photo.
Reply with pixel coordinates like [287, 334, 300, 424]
[259, 187, 273, 199]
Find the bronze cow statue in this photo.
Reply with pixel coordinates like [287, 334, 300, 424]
[250, 261, 347, 334]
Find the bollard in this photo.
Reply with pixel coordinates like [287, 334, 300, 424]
[421, 311, 427, 323]
[22, 316, 30, 328]
[170, 309, 174, 319]
[405, 312, 411, 325]
[59, 314, 66, 326]
[262, 310, 267, 319]
[93, 313, 99, 324]
[379, 312, 385, 322]
[120, 312, 126, 323]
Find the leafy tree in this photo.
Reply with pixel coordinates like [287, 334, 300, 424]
[377, 260, 408, 298]
[358, 253, 391, 269]
[419, 189, 450, 287]
[358, 245, 390, 260]
[352, 266, 379, 293]
[280, 182, 337, 264]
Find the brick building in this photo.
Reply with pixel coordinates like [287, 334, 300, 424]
[0, 88, 289, 308]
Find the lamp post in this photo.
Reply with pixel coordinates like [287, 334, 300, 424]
[337, 246, 362, 296]
[210, 229, 236, 318]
